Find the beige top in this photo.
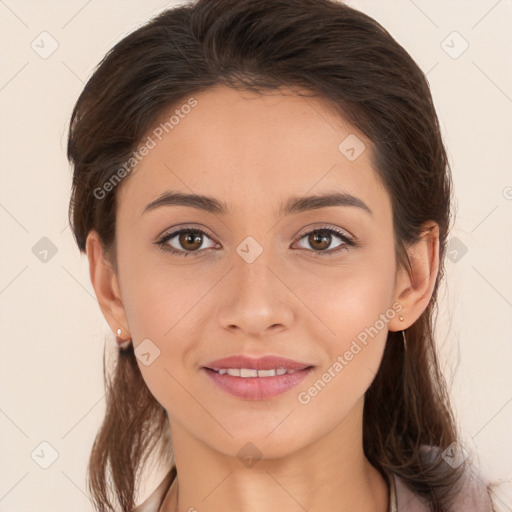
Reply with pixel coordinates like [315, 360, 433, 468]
[132, 464, 494, 512]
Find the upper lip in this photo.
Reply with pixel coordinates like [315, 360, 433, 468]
[203, 355, 313, 371]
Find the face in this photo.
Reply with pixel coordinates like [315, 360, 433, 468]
[108, 85, 404, 459]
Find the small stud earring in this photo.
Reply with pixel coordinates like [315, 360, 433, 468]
[115, 327, 131, 350]
[397, 311, 407, 351]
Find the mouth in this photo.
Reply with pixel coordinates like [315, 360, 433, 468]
[203, 354, 312, 371]
[205, 367, 309, 377]
[202, 366, 314, 400]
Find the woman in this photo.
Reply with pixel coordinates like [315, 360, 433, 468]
[67, 0, 496, 510]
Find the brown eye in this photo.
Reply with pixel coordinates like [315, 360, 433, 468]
[294, 227, 355, 255]
[178, 231, 204, 251]
[307, 231, 332, 251]
[157, 228, 217, 256]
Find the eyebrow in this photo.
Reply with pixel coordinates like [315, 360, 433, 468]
[142, 191, 373, 217]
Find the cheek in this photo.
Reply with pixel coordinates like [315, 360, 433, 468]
[295, 273, 394, 419]
[118, 261, 206, 400]
[303, 257, 396, 341]
[300, 252, 396, 392]
[120, 257, 199, 342]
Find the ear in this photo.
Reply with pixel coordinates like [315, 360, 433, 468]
[388, 221, 440, 332]
[85, 230, 130, 339]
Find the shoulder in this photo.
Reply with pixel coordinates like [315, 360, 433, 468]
[392, 445, 494, 512]
[132, 466, 177, 512]
[393, 470, 494, 511]
[446, 466, 495, 512]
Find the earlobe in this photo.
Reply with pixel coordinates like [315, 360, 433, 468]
[85, 230, 130, 337]
[389, 222, 440, 332]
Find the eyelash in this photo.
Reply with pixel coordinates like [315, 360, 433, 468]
[155, 225, 357, 258]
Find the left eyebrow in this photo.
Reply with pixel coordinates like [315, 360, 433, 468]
[142, 190, 373, 217]
[278, 192, 373, 217]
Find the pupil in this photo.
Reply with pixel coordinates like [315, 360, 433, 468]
[311, 231, 330, 250]
[181, 231, 202, 249]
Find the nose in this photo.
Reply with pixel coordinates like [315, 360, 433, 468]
[216, 250, 295, 338]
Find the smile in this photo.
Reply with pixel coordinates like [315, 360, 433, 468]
[212, 367, 299, 377]
[202, 366, 314, 400]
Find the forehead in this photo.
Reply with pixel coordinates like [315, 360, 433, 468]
[117, 84, 389, 222]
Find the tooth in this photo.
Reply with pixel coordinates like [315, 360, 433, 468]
[217, 367, 299, 377]
[240, 368, 258, 377]
[257, 369, 276, 377]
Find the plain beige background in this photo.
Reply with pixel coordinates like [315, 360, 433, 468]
[0, 0, 511, 510]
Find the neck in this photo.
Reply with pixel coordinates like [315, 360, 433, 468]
[160, 398, 389, 512]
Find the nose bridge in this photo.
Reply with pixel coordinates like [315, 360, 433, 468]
[233, 233, 278, 302]
[217, 233, 294, 335]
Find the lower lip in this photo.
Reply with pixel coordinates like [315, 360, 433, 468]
[202, 367, 313, 400]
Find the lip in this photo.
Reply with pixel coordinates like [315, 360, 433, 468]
[202, 354, 314, 401]
[203, 355, 312, 371]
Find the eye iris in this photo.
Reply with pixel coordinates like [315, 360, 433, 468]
[179, 231, 203, 250]
[310, 230, 331, 250]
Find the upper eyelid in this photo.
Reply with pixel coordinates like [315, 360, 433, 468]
[158, 223, 351, 239]
[158, 225, 216, 243]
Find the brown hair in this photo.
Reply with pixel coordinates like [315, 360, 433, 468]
[67, 0, 484, 510]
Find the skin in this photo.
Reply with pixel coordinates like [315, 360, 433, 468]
[86, 84, 440, 512]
